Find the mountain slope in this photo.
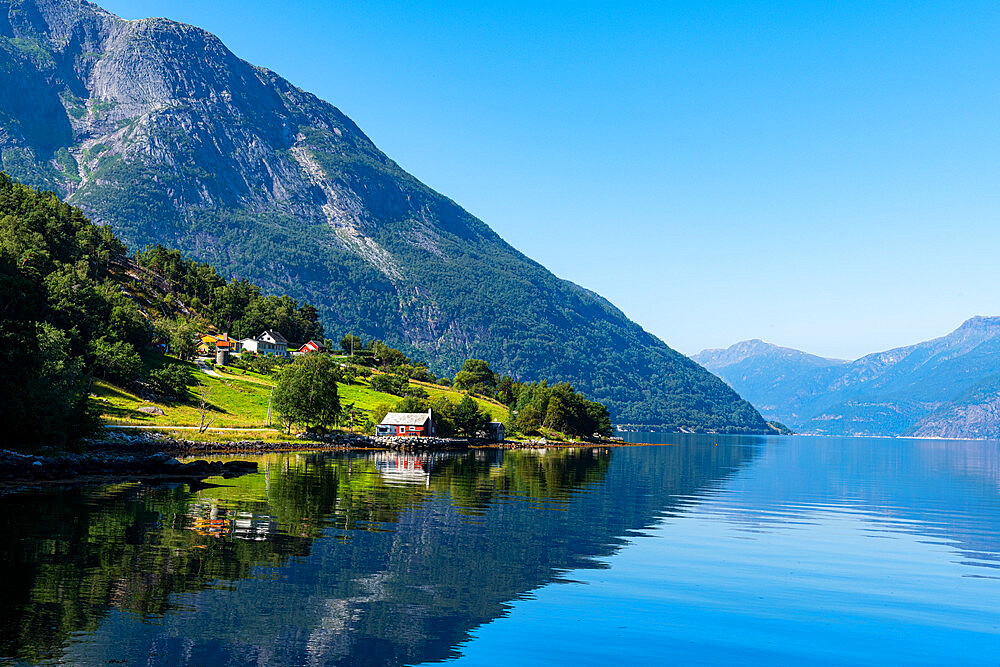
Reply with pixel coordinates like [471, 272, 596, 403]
[692, 340, 847, 424]
[0, 0, 771, 431]
[696, 317, 1000, 437]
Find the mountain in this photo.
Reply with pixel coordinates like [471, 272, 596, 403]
[695, 317, 1000, 437]
[692, 340, 848, 425]
[0, 0, 771, 431]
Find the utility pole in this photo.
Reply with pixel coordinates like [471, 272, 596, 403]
[266, 387, 273, 426]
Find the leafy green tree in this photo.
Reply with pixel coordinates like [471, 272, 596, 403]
[162, 318, 199, 361]
[44, 264, 108, 352]
[496, 375, 515, 405]
[394, 396, 429, 413]
[106, 293, 150, 350]
[370, 402, 391, 428]
[369, 373, 409, 396]
[30, 323, 97, 444]
[429, 396, 457, 437]
[340, 333, 363, 354]
[371, 341, 410, 370]
[272, 353, 341, 432]
[585, 400, 613, 438]
[544, 396, 567, 431]
[515, 404, 542, 435]
[453, 396, 489, 438]
[147, 363, 194, 400]
[90, 336, 141, 384]
[453, 359, 497, 394]
[211, 278, 260, 331]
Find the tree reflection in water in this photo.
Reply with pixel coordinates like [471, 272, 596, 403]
[0, 442, 755, 665]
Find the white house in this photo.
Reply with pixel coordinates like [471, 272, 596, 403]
[240, 329, 290, 356]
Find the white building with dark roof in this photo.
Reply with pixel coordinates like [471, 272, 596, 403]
[240, 329, 290, 356]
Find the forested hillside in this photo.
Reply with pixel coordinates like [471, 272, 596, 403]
[0, 0, 772, 432]
[0, 173, 319, 444]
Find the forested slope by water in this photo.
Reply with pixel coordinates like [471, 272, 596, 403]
[0, 0, 771, 431]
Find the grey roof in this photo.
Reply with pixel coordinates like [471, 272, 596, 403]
[259, 329, 288, 344]
[380, 412, 431, 426]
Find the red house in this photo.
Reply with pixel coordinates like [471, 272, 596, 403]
[376, 409, 436, 437]
[295, 340, 327, 355]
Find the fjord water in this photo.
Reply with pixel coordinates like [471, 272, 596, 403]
[1, 437, 998, 666]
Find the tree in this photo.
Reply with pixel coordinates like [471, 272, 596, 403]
[452, 396, 489, 438]
[544, 396, 567, 432]
[586, 400, 613, 438]
[429, 396, 456, 437]
[515, 404, 542, 435]
[370, 402, 391, 428]
[90, 336, 142, 384]
[394, 395, 429, 413]
[196, 385, 215, 433]
[106, 292, 150, 350]
[369, 373, 409, 396]
[453, 359, 497, 395]
[341, 402, 359, 432]
[147, 363, 194, 400]
[340, 333, 363, 354]
[371, 340, 410, 369]
[271, 353, 341, 432]
[496, 375, 516, 405]
[211, 278, 260, 332]
[161, 318, 199, 361]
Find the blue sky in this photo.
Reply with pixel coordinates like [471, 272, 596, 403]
[100, 0, 1000, 360]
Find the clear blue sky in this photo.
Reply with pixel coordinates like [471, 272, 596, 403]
[100, 0, 1000, 360]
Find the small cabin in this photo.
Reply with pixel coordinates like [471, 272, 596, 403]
[481, 421, 505, 443]
[377, 409, 436, 437]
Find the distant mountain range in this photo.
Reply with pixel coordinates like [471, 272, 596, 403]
[0, 0, 772, 432]
[693, 317, 1000, 438]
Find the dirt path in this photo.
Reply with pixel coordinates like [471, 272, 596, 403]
[195, 358, 222, 377]
[106, 425, 273, 432]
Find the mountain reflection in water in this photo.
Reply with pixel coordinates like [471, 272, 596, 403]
[6, 437, 997, 666]
[0, 443, 753, 666]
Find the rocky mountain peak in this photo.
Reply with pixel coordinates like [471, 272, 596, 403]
[0, 0, 775, 431]
[953, 315, 1000, 335]
[693, 338, 845, 371]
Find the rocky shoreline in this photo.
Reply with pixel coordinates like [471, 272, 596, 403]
[88, 430, 484, 455]
[1, 430, 622, 485]
[0, 448, 258, 484]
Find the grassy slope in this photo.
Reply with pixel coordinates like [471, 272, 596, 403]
[92, 354, 509, 432]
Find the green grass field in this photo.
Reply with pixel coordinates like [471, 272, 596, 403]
[94, 355, 274, 429]
[92, 353, 510, 431]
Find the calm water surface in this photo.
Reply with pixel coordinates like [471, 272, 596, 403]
[1, 435, 998, 665]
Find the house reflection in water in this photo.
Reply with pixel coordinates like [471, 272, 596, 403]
[186, 501, 279, 541]
[372, 452, 433, 486]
